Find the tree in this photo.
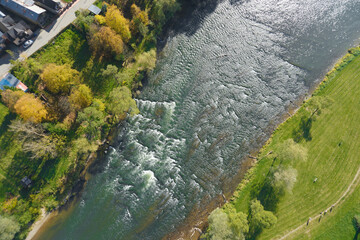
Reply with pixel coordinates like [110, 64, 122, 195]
[74, 10, 94, 33]
[273, 167, 297, 192]
[227, 206, 248, 239]
[101, 64, 119, 81]
[277, 139, 307, 163]
[9, 120, 63, 160]
[0, 89, 25, 112]
[14, 94, 47, 123]
[77, 106, 105, 140]
[105, 5, 131, 42]
[130, 4, 149, 37]
[207, 208, 240, 240]
[89, 26, 124, 58]
[0, 215, 20, 240]
[107, 86, 139, 118]
[151, 0, 180, 30]
[305, 96, 332, 119]
[40, 64, 79, 94]
[248, 200, 277, 236]
[136, 49, 156, 73]
[69, 84, 93, 111]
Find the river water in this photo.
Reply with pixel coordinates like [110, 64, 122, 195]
[35, 0, 360, 239]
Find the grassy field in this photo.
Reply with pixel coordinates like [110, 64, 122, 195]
[228, 50, 360, 239]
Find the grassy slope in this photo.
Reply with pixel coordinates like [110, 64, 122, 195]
[230, 53, 360, 239]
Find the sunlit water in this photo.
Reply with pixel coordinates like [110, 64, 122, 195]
[36, 0, 360, 239]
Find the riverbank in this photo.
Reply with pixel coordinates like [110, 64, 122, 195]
[206, 44, 360, 239]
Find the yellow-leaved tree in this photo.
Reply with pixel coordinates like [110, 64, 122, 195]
[1, 89, 25, 112]
[14, 94, 48, 123]
[40, 64, 79, 95]
[69, 84, 93, 111]
[105, 5, 131, 42]
[89, 26, 124, 58]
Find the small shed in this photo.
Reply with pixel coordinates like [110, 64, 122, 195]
[20, 176, 32, 188]
[88, 5, 101, 15]
[0, 73, 28, 91]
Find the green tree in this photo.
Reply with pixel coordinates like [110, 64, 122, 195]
[305, 96, 332, 119]
[107, 86, 139, 118]
[1, 89, 25, 112]
[0, 215, 20, 240]
[74, 9, 94, 33]
[77, 106, 105, 140]
[277, 139, 307, 163]
[207, 208, 239, 240]
[40, 64, 79, 94]
[248, 200, 277, 237]
[227, 206, 249, 239]
[69, 84, 93, 111]
[14, 94, 48, 123]
[136, 49, 157, 73]
[105, 5, 131, 42]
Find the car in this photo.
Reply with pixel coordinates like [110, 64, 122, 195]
[23, 40, 33, 49]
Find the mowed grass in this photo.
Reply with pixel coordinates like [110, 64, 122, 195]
[231, 54, 360, 240]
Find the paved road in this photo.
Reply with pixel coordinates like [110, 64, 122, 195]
[0, 0, 96, 77]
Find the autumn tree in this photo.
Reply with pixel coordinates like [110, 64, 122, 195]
[130, 4, 149, 37]
[69, 84, 93, 111]
[107, 86, 139, 119]
[0, 215, 20, 240]
[89, 26, 124, 58]
[105, 5, 131, 42]
[0, 89, 25, 112]
[40, 64, 79, 94]
[14, 94, 47, 123]
[248, 200, 277, 237]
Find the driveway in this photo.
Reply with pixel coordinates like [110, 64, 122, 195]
[0, 0, 96, 77]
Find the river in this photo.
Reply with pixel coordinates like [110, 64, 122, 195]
[33, 0, 360, 239]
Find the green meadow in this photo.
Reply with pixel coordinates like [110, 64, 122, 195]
[228, 48, 360, 240]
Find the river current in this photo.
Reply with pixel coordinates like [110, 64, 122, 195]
[35, 0, 360, 239]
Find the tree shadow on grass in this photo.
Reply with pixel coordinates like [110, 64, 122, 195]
[0, 112, 16, 136]
[293, 116, 313, 142]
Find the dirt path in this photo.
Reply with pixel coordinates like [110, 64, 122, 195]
[276, 166, 360, 240]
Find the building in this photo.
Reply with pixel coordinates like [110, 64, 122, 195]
[0, 73, 28, 91]
[20, 176, 32, 188]
[4, 20, 32, 45]
[0, 0, 47, 27]
[88, 5, 101, 15]
[35, 0, 63, 15]
[0, 15, 32, 45]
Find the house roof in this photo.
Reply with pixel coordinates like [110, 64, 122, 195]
[0, 73, 28, 91]
[0, 0, 46, 23]
[88, 5, 101, 15]
[35, 0, 61, 10]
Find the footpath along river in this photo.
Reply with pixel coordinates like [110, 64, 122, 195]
[33, 0, 360, 239]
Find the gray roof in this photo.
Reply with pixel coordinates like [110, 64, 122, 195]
[88, 5, 101, 15]
[0, 0, 46, 24]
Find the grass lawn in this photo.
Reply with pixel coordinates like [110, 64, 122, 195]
[230, 52, 360, 239]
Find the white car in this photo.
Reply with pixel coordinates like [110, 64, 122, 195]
[23, 40, 33, 49]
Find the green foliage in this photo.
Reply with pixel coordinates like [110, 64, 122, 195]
[0, 215, 20, 240]
[248, 200, 277, 237]
[276, 139, 307, 163]
[207, 208, 240, 240]
[273, 167, 297, 192]
[135, 49, 157, 73]
[74, 10, 94, 33]
[77, 106, 105, 140]
[227, 206, 249, 239]
[107, 86, 139, 118]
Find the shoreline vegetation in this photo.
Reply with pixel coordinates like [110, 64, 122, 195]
[202, 45, 360, 240]
[0, 0, 181, 238]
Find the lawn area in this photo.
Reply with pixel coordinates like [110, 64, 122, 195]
[229, 51, 360, 239]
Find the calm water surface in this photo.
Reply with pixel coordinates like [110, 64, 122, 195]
[36, 0, 360, 239]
